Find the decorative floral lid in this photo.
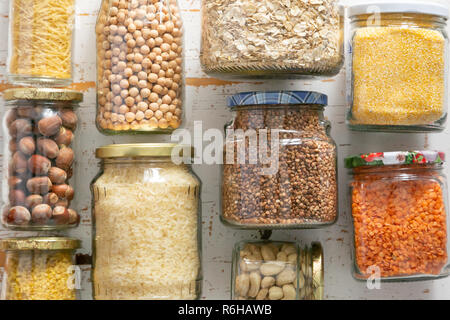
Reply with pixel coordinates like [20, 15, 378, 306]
[227, 91, 328, 108]
[345, 151, 445, 169]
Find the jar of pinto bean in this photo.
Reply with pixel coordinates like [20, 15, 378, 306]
[96, 0, 184, 134]
[346, 151, 450, 281]
[2, 88, 82, 231]
[221, 91, 338, 229]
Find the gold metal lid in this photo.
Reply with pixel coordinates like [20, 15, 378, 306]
[311, 242, 324, 300]
[3, 88, 83, 102]
[0, 237, 81, 251]
[96, 143, 194, 159]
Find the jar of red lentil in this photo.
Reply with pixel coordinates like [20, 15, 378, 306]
[347, 2, 449, 132]
[95, 0, 184, 134]
[346, 151, 450, 281]
[222, 91, 338, 229]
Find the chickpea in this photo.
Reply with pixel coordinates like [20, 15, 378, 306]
[141, 88, 151, 98]
[125, 112, 136, 123]
[145, 109, 154, 119]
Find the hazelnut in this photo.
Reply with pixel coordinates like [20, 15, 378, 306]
[52, 184, 75, 200]
[25, 194, 44, 209]
[12, 151, 28, 175]
[8, 176, 23, 189]
[9, 140, 18, 153]
[7, 206, 31, 225]
[17, 106, 34, 118]
[9, 119, 32, 138]
[60, 109, 78, 130]
[18, 136, 36, 155]
[48, 167, 68, 185]
[38, 115, 62, 136]
[56, 147, 74, 171]
[26, 177, 52, 194]
[55, 127, 74, 146]
[37, 138, 59, 159]
[31, 204, 52, 224]
[28, 155, 51, 175]
[43, 192, 59, 206]
[52, 206, 70, 225]
[68, 209, 80, 225]
[9, 189, 26, 206]
[55, 199, 70, 208]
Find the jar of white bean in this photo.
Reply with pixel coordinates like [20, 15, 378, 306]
[95, 0, 183, 134]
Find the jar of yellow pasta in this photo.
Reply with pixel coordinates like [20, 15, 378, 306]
[0, 237, 81, 300]
[91, 143, 202, 300]
[347, 1, 449, 132]
[7, 0, 75, 86]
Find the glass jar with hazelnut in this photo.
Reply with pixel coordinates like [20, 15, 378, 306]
[2, 88, 82, 231]
[95, 0, 184, 134]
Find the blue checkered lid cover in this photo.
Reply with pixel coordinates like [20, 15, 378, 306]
[227, 91, 328, 108]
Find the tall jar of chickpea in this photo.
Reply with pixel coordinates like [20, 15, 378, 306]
[95, 0, 184, 134]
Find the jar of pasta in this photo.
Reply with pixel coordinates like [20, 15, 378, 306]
[96, 0, 184, 134]
[347, 2, 449, 132]
[7, 0, 75, 86]
[346, 151, 450, 281]
[231, 241, 323, 300]
[2, 88, 82, 231]
[200, 0, 344, 78]
[222, 91, 338, 229]
[91, 143, 202, 300]
[0, 237, 81, 300]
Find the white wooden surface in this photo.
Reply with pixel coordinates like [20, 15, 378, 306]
[1, 0, 450, 300]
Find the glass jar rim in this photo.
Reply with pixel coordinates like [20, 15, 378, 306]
[96, 143, 194, 159]
[348, 1, 449, 20]
[3, 88, 83, 102]
[0, 237, 81, 251]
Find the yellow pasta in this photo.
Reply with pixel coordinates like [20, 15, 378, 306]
[9, 0, 74, 80]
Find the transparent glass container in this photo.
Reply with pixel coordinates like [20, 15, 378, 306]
[200, 0, 344, 78]
[346, 151, 450, 281]
[0, 237, 81, 300]
[347, 4, 449, 132]
[221, 91, 338, 229]
[231, 241, 323, 300]
[1, 88, 82, 231]
[91, 143, 202, 300]
[95, 0, 184, 134]
[7, 0, 75, 87]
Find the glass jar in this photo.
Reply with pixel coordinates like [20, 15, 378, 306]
[91, 143, 202, 300]
[1, 88, 82, 231]
[222, 91, 338, 229]
[95, 0, 184, 134]
[231, 241, 323, 300]
[200, 0, 344, 78]
[0, 237, 81, 300]
[346, 151, 450, 281]
[347, 2, 449, 132]
[7, 0, 75, 87]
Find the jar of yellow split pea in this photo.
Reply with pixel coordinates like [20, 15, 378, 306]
[347, 1, 449, 132]
[0, 237, 81, 300]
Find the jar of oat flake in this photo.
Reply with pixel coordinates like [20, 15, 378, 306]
[347, 1, 449, 132]
[346, 151, 450, 281]
[222, 91, 338, 229]
[200, 0, 344, 78]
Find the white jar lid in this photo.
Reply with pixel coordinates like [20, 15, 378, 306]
[348, 1, 449, 19]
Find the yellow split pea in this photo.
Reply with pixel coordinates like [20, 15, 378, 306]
[351, 27, 445, 125]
